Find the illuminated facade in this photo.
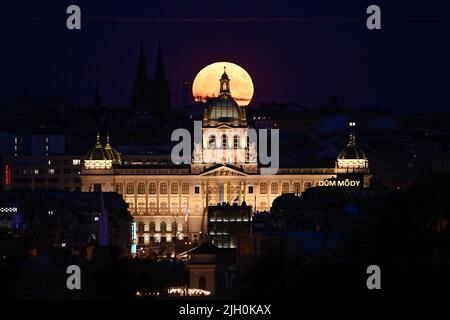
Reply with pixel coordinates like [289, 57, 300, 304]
[81, 69, 370, 247]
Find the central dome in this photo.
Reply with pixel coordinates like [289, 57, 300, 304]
[204, 67, 245, 125]
[207, 95, 241, 122]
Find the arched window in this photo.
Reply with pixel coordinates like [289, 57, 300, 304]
[171, 221, 177, 235]
[221, 134, 227, 149]
[149, 221, 155, 233]
[199, 276, 206, 290]
[160, 221, 167, 233]
[138, 222, 145, 233]
[233, 135, 240, 149]
[208, 135, 216, 149]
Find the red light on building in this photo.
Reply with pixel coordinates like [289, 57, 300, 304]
[5, 165, 11, 185]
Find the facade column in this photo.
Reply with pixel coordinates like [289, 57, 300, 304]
[145, 181, 149, 215]
[157, 181, 160, 214]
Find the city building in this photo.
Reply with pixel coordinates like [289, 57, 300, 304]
[81, 68, 371, 250]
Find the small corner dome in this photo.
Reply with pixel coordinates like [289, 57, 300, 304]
[105, 136, 121, 163]
[85, 134, 112, 161]
[85, 145, 111, 161]
[338, 144, 367, 160]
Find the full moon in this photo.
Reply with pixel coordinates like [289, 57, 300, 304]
[192, 62, 254, 106]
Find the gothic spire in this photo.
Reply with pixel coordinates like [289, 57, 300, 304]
[136, 41, 148, 81]
[154, 41, 166, 81]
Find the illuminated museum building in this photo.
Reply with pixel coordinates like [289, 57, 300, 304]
[81, 69, 370, 246]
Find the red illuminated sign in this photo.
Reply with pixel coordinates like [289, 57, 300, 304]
[5, 165, 11, 185]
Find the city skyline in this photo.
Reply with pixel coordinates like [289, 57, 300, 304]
[1, 0, 449, 111]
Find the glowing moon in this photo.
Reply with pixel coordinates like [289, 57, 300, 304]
[192, 62, 254, 106]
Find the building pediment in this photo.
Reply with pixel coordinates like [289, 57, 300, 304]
[200, 164, 247, 176]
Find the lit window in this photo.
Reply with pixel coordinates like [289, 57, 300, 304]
[149, 183, 157, 194]
[271, 182, 279, 194]
[233, 135, 240, 149]
[137, 182, 145, 194]
[171, 183, 178, 194]
[208, 135, 216, 148]
[182, 183, 189, 194]
[260, 182, 267, 194]
[72, 159, 81, 165]
[293, 182, 301, 194]
[221, 134, 227, 149]
[126, 183, 134, 194]
[160, 183, 168, 194]
[48, 169, 55, 174]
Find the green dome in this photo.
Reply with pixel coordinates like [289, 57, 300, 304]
[207, 95, 241, 122]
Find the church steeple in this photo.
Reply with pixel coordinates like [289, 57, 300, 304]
[154, 41, 166, 81]
[131, 41, 152, 111]
[152, 41, 171, 122]
[136, 41, 149, 82]
[219, 66, 231, 95]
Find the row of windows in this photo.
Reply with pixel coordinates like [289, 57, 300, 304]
[137, 221, 188, 233]
[207, 135, 242, 149]
[259, 182, 310, 194]
[116, 182, 194, 195]
[13, 168, 79, 175]
[117, 181, 312, 195]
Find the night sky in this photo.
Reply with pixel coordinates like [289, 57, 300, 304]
[1, 0, 449, 111]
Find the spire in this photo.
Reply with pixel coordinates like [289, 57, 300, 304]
[348, 121, 356, 146]
[219, 65, 231, 95]
[94, 83, 101, 108]
[131, 41, 152, 111]
[154, 41, 166, 81]
[136, 41, 148, 81]
[96, 130, 101, 146]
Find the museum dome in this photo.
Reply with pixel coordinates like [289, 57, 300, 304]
[207, 96, 241, 122]
[336, 121, 369, 169]
[204, 67, 244, 124]
[85, 132, 111, 161]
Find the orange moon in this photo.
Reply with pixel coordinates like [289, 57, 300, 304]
[192, 62, 254, 106]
